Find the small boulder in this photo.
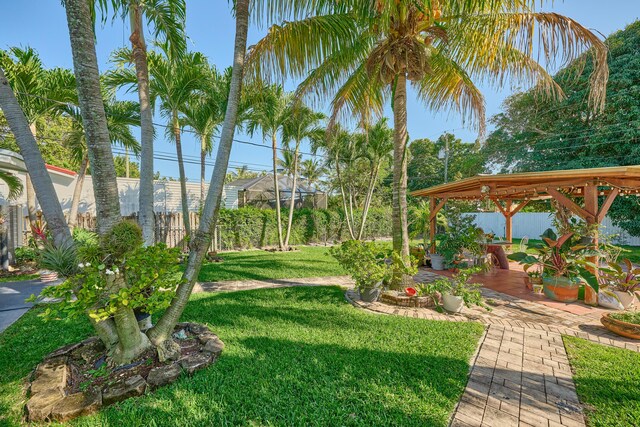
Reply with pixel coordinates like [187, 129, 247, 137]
[179, 353, 212, 375]
[203, 338, 225, 356]
[147, 363, 182, 388]
[157, 339, 182, 362]
[44, 342, 82, 360]
[173, 329, 188, 340]
[187, 323, 210, 335]
[70, 339, 105, 364]
[102, 375, 146, 406]
[50, 390, 102, 422]
[196, 332, 218, 344]
[26, 388, 65, 422]
[31, 359, 67, 394]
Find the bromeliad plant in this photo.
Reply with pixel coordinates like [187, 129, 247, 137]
[508, 228, 599, 291]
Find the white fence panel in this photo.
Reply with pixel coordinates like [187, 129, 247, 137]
[463, 212, 640, 246]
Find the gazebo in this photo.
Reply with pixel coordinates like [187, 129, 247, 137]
[410, 165, 640, 305]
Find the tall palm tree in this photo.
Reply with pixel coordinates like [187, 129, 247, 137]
[66, 98, 141, 228]
[95, 0, 186, 246]
[108, 45, 208, 236]
[248, 0, 609, 260]
[281, 103, 324, 247]
[147, 0, 250, 346]
[0, 58, 72, 246]
[300, 158, 324, 190]
[246, 85, 292, 250]
[0, 47, 75, 229]
[355, 117, 392, 239]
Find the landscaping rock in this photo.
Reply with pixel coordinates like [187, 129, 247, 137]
[196, 332, 218, 344]
[179, 353, 212, 375]
[203, 337, 225, 356]
[26, 388, 65, 422]
[102, 375, 147, 405]
[173, 329, 188, 340]
[147, 363, 182, 388]
[70, 339, 105, 363]
[187, 322, 210, 335]
[50, 390, 102, 422]
[157, 339, 181, 362]
[31, 359, 68, 394]
[44, 342, 82, 360]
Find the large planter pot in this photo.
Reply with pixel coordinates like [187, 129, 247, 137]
[39, 270, 58, 283]
[430, 254, 445, 271]
[543, 276, 579, 303]
[134, 309, 153, 331]
[442, 293, 464, 313]
[613, 290, 636, 309]
[601, 313, 640, 340]
[359, 287, 381, 303]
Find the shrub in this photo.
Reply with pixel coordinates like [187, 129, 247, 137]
[38, 240, 78, 277]
[330, 240, 389, 291]
[101, 220, 143, 260]
[15, 246, 37, 264]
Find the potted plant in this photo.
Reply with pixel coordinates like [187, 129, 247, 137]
[601, 312, 640, 340]
[599, 259, 640, 309]
[426, 268, 488, 313]
[330, 240, 389, 302]
[508, 229, 599, 303]
[525, 270, 542, 291]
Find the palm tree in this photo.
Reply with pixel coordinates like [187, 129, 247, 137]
[65, 98, 141, 228]
[0, 169, 23, 201]
[300, 158, 324, 190]
[355, 117, 392, 240]
[147, 0, 250, 346]
[0, 60, 71, 246]
[410, 199, 446, 249]
[246, 85, 292, 250]
[281, 104, 324, 247]
[248, 0, 609, 260]
[108, 45, 208, 236]
[95, 0, 186, 246]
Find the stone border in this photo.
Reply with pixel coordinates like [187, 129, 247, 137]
[379, 291, 435, 308]
[26, 322, 224, 423]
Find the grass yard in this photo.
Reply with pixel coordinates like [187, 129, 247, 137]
[0, 286, 484, 426]
[564, 336, 640, 427]
[198, 245, 345, 282]
[0, 273, 39, 283]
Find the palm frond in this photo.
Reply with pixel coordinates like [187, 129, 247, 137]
[0, 170, 23, 200]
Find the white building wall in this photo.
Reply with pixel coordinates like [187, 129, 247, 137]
[0, 171, 239, 216]
[465, 212, 640, 246]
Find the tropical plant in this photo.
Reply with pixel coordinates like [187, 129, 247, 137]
[409, 199, 446, 248]
[248, 0, 609, 264]
[281, 103, 324, 247]
[95, 0, 187, 246]
[600, 259, 640, 294]
[330, 240, 389, 292]
[434, 210, 483, 267]
[246, 84, 293, 250]
[0, 169, 23, 200]
[428, 267, 487, 309]
[38, 240, 78, 277]
[300, 158, 324, 189]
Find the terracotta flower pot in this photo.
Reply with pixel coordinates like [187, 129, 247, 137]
[543, 276, 579, 303]
[601, 313, 640, 340]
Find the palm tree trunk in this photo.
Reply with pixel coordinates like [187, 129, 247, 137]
[68, 154, 89, 227]
[147, 0, 249, 346]
[0, 67, 71, 247]
[392, 74, 410, 259]
[129, 1, 155, 246]
[173, 116, 191, 237]
[200, 135, 206, 210]
[26, 124, 38, 228]
[271, 133, 284, 250]
[335, 155, 355, 239]
[64, 0, 147, 362]
[357, 163, 379, 240]
[284, 141, 299, 247]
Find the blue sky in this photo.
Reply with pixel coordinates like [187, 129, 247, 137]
[1, 1, 638, 181]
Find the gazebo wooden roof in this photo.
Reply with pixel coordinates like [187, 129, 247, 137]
[410, 165, 640, 306]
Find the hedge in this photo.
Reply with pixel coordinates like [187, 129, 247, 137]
[216, 206, 392, 249]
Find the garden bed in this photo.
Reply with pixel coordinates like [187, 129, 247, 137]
[380, 290, 435, 308]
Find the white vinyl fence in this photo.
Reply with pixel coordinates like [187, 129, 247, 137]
[464, 212, 640, 246]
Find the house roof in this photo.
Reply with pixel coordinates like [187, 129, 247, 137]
[228, 174, 322, 195]
[410, 165, 640, 200]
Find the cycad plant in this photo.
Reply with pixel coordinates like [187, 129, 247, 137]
[248, 0, 609, 261]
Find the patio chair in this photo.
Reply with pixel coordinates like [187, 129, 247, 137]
[519, 236, 529, 252]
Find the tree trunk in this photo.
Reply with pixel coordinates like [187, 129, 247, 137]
[147, 0, 249, 345]
[129, 1, 155, 246]
[200, 135, 206, 211]
[26, 123, 38, 228]
[68, 154, 89, 227]
[173, 116, 191, 237]
[357, 163, 379, 240]
[0, 67, 71, 247]
[284, 141, 299, 247]
[271, 133, 284, 250]
[392, 74, 410, 259]
[65, 0, 146, 361]
[335, 155, 355, 239]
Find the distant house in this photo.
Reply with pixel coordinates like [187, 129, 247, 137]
[228, 174, 327, 209]
[0, 150, 239, 217]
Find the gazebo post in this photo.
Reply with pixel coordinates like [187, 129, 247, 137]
[505, 200, 513, 242]
[584, 183, 599, 306]
[429, 197, 437, 253]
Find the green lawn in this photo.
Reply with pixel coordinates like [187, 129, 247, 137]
[0, 273, 39, 283]
[198, 246, 345, 282]
[564, 336, 640, 427]
[0, 286, 484, 426]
